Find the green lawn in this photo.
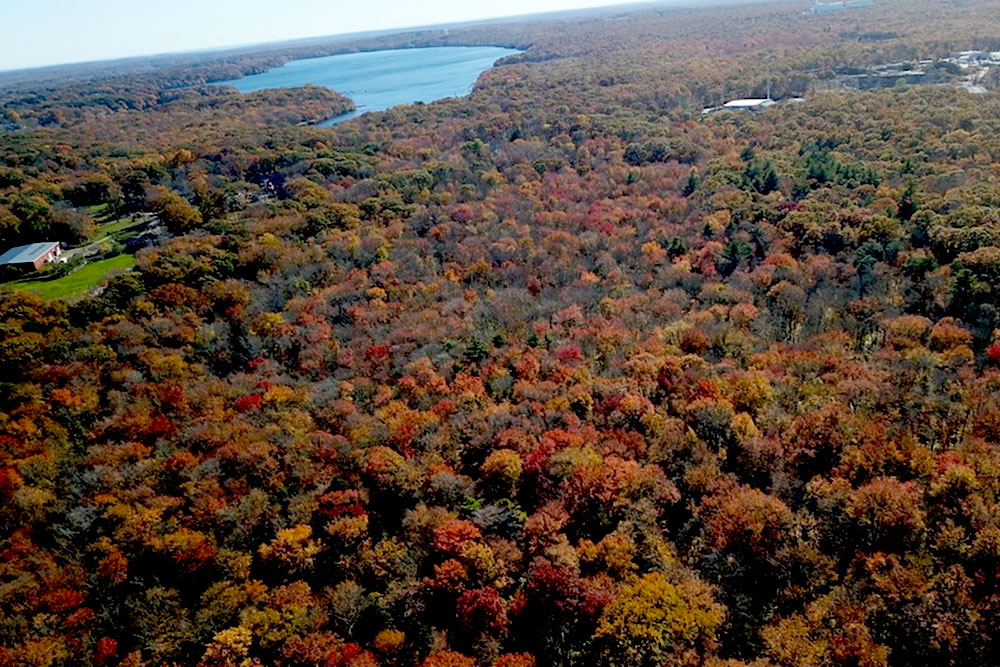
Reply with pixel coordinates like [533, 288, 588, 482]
[97, 216, 141, 237]
[9, 255, 135, 300]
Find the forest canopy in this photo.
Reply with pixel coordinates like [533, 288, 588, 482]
[3, 0, 1000, 666]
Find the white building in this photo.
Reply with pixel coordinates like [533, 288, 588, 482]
[722, 98, 777, 111]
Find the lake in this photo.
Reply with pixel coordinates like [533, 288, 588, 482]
[216, 46, 522, 125]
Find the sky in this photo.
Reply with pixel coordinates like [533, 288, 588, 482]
[0, 0, 644, 72]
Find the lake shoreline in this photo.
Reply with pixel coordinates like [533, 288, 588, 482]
[216, 46, 523, 125]
[318, 107, 366, 127]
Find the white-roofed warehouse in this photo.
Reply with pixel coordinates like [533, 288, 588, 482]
[722, 98, 776, 110]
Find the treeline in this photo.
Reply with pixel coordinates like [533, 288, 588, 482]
[0, 86, 353, 249]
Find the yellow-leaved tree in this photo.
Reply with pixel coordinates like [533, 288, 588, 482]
[594, 571, 725, 667]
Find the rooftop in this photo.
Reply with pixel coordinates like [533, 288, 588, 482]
[723, 98, 776, 109]
[0, 241, 59, 265]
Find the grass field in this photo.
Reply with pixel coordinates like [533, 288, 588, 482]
[9, 255, 135, 300]
[97, 217, 139, 237]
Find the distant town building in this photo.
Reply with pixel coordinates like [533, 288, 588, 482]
[0, 242, 61, 271]
[808, 0, 872, 14]
[954, 50, 986, 63]
[858, 70, 928, 88]
[722, 98, 777, 110]
[703, 98, 779, 114]
[815, 67, 930, 92]
[810, 2, 844, 14]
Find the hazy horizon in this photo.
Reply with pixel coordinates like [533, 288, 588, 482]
[1, 0, 647, 73]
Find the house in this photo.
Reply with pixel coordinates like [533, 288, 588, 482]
[0, 242, 62, 271]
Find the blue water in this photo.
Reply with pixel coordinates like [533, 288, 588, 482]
[216, 46, 522, 125]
